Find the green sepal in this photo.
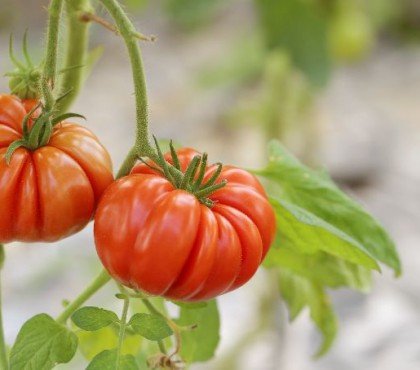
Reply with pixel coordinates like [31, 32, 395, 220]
[192, 152, 208, 191]
[200, 163, 223, 189]
[22, 102, 42, 138]
[180, 155, 201, 189]
[169, 140, 181, 170]
[51, 112, 86, 126]
[152, 135, 177, 185]
[149, 138, 228, 206]
[5, 139, 27, 165]
[7, 32, 41, 100]
[27, 112, 53, 149]
[138, 157, 164, 175]
[55, 88, 75, 104]
[9, 34, 25, 70]
[195, 180, 227, 199]
[39, 121, 53, 147]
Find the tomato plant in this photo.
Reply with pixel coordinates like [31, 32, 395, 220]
[0, 0, 402, 369]
[95, 146, 276, 301]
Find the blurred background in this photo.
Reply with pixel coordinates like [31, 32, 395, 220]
[1, 0, 420, 369]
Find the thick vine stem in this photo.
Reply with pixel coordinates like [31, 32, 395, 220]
[56, 0, 92, 114]
[42, 0, 64, 111]
[0, 245, 8, 370]
[99, 0, 154, 158]
[56, 269, 111, 324]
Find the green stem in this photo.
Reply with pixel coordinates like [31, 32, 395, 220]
[116, 146, 138, 179]
[99, 0, 154, 158]
[0, 245, 8, 370]
[116, 291, 130, 369]
[56, 269, 111, 324]
[42, 0, 64, 111]
[56, 0, 92, 114]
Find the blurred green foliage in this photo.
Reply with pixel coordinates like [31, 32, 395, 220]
[256, 0, 331, 87]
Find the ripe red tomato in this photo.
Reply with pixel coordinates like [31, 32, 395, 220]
[94, 148, 276, 301]
[0, 94, 114, 243]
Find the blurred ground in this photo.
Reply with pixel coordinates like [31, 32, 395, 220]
[0, 2, 420, 370]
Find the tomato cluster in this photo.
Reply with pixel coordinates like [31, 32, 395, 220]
[1, 93, 276, 301]
[94, 148, 276, 301]
[0, 94, 114, 242]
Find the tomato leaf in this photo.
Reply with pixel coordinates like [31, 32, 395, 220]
[265, 247, 372, 292]
[255, 0, 331, 87]
[86, 349, 138, 370]
[77, 326, 142, 361]
[279, 269, 337, 357]
[255, 140, 401, 275]
[72, 306, 119, 331]
[10, 313, 78, 370]
[129, 313, 173, 341]
[176, 299, 220, 363]
[268, 197, 380, 270]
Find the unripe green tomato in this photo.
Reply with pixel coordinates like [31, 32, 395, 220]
[329, 10, 375, 62]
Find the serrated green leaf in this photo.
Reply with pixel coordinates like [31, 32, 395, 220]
[268, 197, 380, 271]
[279, 269, 337, 357]
[10, 313, 78, 370]
[77, 326, 142, 360]
[255, 0, 331, 87]
[129, 313, 173, 341]
[176, 300, 220, 363]
[264, 247, 372, 292]
[72, 306, 119, 331]
[255, 140, 401, 275]
[86, 349, 138, 370]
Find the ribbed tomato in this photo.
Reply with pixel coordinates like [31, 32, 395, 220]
[94, 148, 276, 301]
[0, 94, 114, 243]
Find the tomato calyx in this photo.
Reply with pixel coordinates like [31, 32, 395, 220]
[4, 100, 85, 164]
[5, 33, 41, 101]
[146, 138, 227, 207]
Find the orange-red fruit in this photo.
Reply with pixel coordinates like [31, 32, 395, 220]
[94, 148, 276, 301]
[0, 94, 114, 243]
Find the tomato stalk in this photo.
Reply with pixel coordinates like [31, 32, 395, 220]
[41, 0, 64, 111]
[56, 0, 92, 114]
[99, 0, 155, 161]
[0, 245, 7, 370]
[116, 146, 139, 179]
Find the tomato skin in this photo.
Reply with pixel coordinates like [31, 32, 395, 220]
[95, 148, 276, 301]
[0, 94, 114, 243]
